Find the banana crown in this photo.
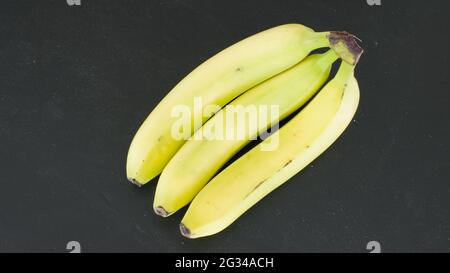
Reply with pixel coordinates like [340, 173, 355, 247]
[328, 31, 363, 65]
[125, 23, 365, 239]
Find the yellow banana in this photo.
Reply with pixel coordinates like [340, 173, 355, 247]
[154, 50, 340, 216]
[126, 24, 351, 185]
[181, 61, 361, 238]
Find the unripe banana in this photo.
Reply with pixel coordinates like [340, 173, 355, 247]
[154, 50, 340, 217]
[126, 24, 350, 185]
[181, 60, 361, 238]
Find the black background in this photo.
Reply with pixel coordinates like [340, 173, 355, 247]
[0, 0, 449, 252]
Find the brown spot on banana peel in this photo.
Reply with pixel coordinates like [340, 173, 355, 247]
[341, 87, 346, 100]
[328, 31, 364, 65]
[283, 159, 293, 167]
[243, 160, 293, 199]
[277, 159, 294, 173]
[244, 179, 268, 199]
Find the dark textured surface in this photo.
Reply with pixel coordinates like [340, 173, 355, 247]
[0, 0, 449, 252]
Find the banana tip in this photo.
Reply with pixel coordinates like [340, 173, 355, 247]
[154, 206, 171, 217]
[180, 223, 192, 238]
[128, 177, 143, 187]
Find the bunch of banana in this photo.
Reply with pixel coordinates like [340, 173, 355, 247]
[126, 23, 363, 238]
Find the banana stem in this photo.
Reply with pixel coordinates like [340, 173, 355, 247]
[305, 31, 332, 49]
[315, 49, 339, 70]
[335, 61, 355, 84]
[328, 31, 364, 65]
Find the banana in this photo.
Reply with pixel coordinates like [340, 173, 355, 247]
[180, 60, 361, 238]
[154, 50, 340, 217]
[126, 24, 352, 185]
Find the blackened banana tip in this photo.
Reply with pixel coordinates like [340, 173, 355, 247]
[180, 223, 192, 238]
[154, 206, 170, 217]
[128, 178, 143, 187]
